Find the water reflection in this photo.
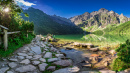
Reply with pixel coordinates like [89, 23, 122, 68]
[55, 34, 130, 47]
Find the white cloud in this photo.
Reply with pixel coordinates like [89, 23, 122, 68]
[15, 0, 36, 6]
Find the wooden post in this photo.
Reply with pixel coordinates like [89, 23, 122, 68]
[3, 29, 8, 51]
[27, 30, 28, 38]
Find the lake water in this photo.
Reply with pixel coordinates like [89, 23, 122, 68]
[54, 34, 130, 48]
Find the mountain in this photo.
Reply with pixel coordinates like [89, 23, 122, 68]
[93, 21, 130, 35]
[70, 8, 130, 31]
[21, 7, 83, 35]
[49, 15, 75, 26]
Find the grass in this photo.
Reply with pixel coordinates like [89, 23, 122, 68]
[0, 33, 35, 57]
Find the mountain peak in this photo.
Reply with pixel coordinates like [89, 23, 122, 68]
[83, 12, 90, 15]
[120, 13, 124, 16]
[109, 10, 115, 14]
[98, 8, 109, 13]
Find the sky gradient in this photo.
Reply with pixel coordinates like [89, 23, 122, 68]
[17, 0, 130, 18]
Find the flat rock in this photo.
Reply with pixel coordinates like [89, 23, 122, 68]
[15, 65, 36, 72]
[53, 66, 80, 73]
[0, 67, 9, 73]
[18, 56, 24, 60]
[26, 56, 33, 59]
[89, 47, 99, 52]
[9, 59, 18, 62]
[24, 47, 30, 51]
[7, 71, 13, 73]
[8, 62, 17, 68]
[20, 59, 30, 64]
[28, 53, 34, 56]
[38, 63, 48, 71]
[79, 71, 99, 73]
[82, 64, 91, 67]
[44, 52, 52, 58]
[99, 70, 116, 73]
[108, 50, 116, 55]
[17, 53, 28, 57]
[48, 58, 59, 62]
[47, 66, 56, 71]
[53, 60, 72, 67]
[33, 55, 42, 59]
[39, 58, 46, 62]
[32, 61, 40, 65]
[31, 46, 41, 54]
[55, 54, 64, 58]
[50, 47, 57, 52]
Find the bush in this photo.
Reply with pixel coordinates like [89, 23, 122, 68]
[111, 58, 129, 71]
[111, 39, 130, 71]
[116, 39, 130, 63]
[0, 33, 35, 57]
[92, 30, 104, 35]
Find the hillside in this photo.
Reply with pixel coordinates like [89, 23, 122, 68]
[70, 8, 130, 32]
[93, 21, 130, 34]
[21, 7, 83, 35]
[50, 14, 75, 26]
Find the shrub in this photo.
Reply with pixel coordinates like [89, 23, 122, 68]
[116, 39, 130, 63]
[111, 58, 129, 71]
[111, 39, 130, 71]
[92, 30, 104, 35]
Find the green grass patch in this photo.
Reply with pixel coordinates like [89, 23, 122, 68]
[0, 33, 35, 57]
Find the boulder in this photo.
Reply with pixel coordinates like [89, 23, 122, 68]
[55, 54, 64, 58]
[53, 60, 72, 67]
[24, 47, 30, 51]
[108, 50, 116, 55]
[89, 56, 99, 63]
[50, 47, 57, 52]
[15, 65, 36, 72]
[31, 46, 41, 54]
[99, 70, 116, 73]
[32, 61, 40, 65]
[18, 56, 24, 60]
[9, 59, 18, 62]
[47, 66, 56, 71]
[7, 71, 13, 73]
[0, 67, 9, 73]
[82, 64, 91, 67]
[48, 58, 59, 62]
[17, 53, 28, 57]
[38, 63, 48, 71]
[89, 47, 99, 52]
[28, 53, 34, 56]
[39, 58, 46, 62]
[44, 52, 52, 58]
[20, 59, 30, 64]
[98, 51, 106, 55]
[8, 62, 17, 68]
[79, 71, 99, 73]
[26, 56, 33, 59]
[104, 61, 108, 66]
[33, 55, 42, 59]
[66, 47, 73, 50]
[53, 66, 80, 73]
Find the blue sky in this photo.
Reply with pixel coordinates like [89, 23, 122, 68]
[16, 0, 130, 18]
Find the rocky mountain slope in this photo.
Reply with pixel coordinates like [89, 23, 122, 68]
[21, 7, 83, 35]
[70, 8, 130, 29]
[50, 15, 75, 26]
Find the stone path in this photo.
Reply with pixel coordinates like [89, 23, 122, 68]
[0, 35, 126, 73]
[0, 35, 76, 73]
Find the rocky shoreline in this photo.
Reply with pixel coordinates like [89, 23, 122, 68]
[0, 35, 130, 73]
[0, 35, 79, 73]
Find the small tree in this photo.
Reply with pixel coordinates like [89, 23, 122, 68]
[116, 39, 130, 63]
[111, 39, 130, 71]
